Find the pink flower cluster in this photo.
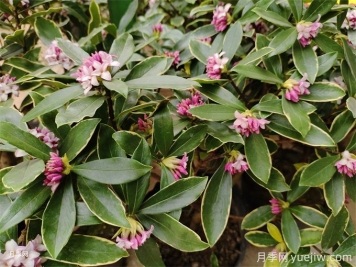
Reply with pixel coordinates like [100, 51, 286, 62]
[206, 52, 229, 79]
[162, 152, 189, 180]
[44, 152, 65, 193]
[296, 15, 322, 47]
[335, 151, 356, 178]
[283, 74, 310, 102]
[0, 235, 46, 267]
[345, 10, 356, 30]
[116, 222, 154, 250]
[72, 51, 120, 95]
[231, 111, 270, 137]
[137, 114, 152, 134]
[165, 51, 180, 66]
[15, 127, 59, 158]
[0, 74, 19, 102]
[152, 23, 163, 36]
[211, 3, 231, 32]
[45, 40, 75, 70]
[225, 152, 249, 175]
[269, 198, 283, 215]
[176, 91, 204, 117]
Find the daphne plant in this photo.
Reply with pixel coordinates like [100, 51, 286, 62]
[0, 0, 355, 266]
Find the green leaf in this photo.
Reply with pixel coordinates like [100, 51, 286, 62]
[290, 205, 327, 229]
[244, 231, 278, 247]
[330, 110, 355, 143]
[253, 7, 293, 28]
[42, 179, 76, 258]
[125, 138, 151, 214]
[109, 33, 135, 67]
[112, 131, 142, 155]
[63, 1, 89, 24]
[126, 76, 200, 90]
[3, 159, 45, 191]
[22, 85, 84, 122]
[4, 29, 25, 47]
[29, 92, 70, 141]
[314, 34, 344, 58]
[135, 238, 165, 267]
[0, 122, 51, 160]
[34, 17, 62, 47]
[292, 41, 318, 83]
[222, 21, 243, 64]
[138, 177, 207, 215]
[232, 65, 283, 84]
[300, 155, 339, 186]
[342, 37, 356, 80]
[247, 168, 290, 192]
[160, 164, 176, 189]
[324, 172, 345, 216]
[138, 213, 209, 252]
[268, 27, 298, 57]
[170, 16, 184, 27]
[0, 182, 51, 233]
[153, 105, 173, 156]
[288, 0, 303, 22]
[205, 122, 244, 145]
[59, 119, 100, 161]
[317, 52, 338, 77]
[97, 124, 125, 159]
[347, 180, 356, 206]
[77, 177, 130, 228]
[333, 234, 356, 257]
[0, 106, 27, 130]
[300, 228, 322, 247]
[102, 80, 128, 98]
[56, 39, 89, 66]
[72, 157, 151, 184]
[189, 5, 215, 17]
[126, 56, 173, 81]
[189, 104, 236, 121]
[237, 47, 273, 66]
[55, 96, 105, 127]
[282, 96, 311, 137]
[281, 209, 300, 254]
[88, 0, 102, 45]
[197, 84, 246, 110]
[0, 168, 14, 195]
[118, 0, 138, 34]
[202, 162, 232, 246]
[45, 235, 128, 265]
[241, 205, 274, 230]
[268, 114, 335, 147]
[342, 61, 356, 97]
[346, 97, 356, 118]
[302, 0, 337, 21]
[76, 202, 102, 226]
[189, 39, 211, 64]
[167, 125, 207, 156]
[321, 206, 349, 251]
[299, 82, 346, 102]
[287, 167, 309, 203]
[245, 134, 271, 183]
[252, 99, 283, 115]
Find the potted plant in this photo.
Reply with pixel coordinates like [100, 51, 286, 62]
[0, 0, 355, 266]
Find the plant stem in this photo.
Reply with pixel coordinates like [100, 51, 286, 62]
[105, 88, 117, 131]
[228, 74, 248, 106]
